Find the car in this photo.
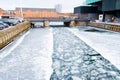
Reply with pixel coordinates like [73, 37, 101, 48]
[0, 19, 14, 26]
[0, 21, 9, 28]
[0, 24, 6, 30]
[7, 19, 19, 25]
[0, 19, 18, 26]
[10, 17, 24, 23]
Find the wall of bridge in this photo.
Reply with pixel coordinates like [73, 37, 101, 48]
[43, 21, 89, 27]
[0, 21, 31, 49]
[44, 21, 50, 27]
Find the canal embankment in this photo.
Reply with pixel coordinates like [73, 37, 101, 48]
[0, 21, 31, 50]
[88, 22, 120, 32]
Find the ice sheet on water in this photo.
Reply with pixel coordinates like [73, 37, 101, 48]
[68, 26, 120, 70]
[50, 27, 120, 80]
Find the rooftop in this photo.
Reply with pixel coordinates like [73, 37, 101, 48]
[86, 0, 102, 4]
[16, 7, 56, 11]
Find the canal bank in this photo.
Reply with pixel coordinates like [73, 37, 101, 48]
[68, 26, 120, 70]
[88, 22, 120, 32]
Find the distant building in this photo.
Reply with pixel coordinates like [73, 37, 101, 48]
[3, 10, 16, 16]
[0, 8, 4, 16]
[74, 6, 98, 14]
[15, 7, 59, 19]
[102, 0, 120, 19]
[59, 13, 75, 19]
[86, 0, 102, 12]
[74, 0, 102, 20]
[74, 6, 99, 20]
[74, 0, 120, 22]
[55, 4, 62, 13]
[86, 0, 101, 5]
[0, 7, 73, 19]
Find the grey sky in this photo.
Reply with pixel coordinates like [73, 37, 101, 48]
[0, 0, 85, 12]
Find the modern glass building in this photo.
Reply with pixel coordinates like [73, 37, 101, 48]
[74, 0, 102, 20]
[102, 0, 120, 19]
[74, 0, 120, 21]
[74, 6, 98, 14]
[86, 0, 102, 4]
[102, 0, 120, 11]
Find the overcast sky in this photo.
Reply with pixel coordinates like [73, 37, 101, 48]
[0, 0, 86, 12]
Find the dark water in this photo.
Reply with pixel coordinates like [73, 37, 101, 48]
[50, 28, 120, 80]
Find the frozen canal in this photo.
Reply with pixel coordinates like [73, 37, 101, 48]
[0, 26, 120, 80]
[0, 28, 53, 80]
[50, 27, 120, 80]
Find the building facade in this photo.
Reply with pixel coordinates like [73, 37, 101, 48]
[0, 7, 74, 19]
[86, 0, 120, 21]
[15, 8, 59, 19]
[86, 0, 101, 4]
[102, 0, 120, 19]
[74, 6, 99, 20]
[0, 8, 4, 16]
[74, 0, 120, 22]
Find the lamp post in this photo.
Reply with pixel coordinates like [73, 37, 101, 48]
[20, 0, 23, 18]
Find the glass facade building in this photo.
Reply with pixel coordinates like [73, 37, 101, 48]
[86, 0, 120, 18]
[116, 0, 120, 10]
[86, 0, 101, 4]
[74, 6, 98, 14]
[102, 0, 120, 11]
[74, 0, 120, 20]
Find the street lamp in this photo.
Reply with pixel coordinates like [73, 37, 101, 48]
[20, 0, 23, 18]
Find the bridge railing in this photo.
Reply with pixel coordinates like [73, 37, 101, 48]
[0, 21, 31, 50]
[27, 18, 90, 22]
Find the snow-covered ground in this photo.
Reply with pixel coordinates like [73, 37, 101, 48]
[0, 26, 120, 80]
[0, 28, 53, 80]
[68, 26, 120, 70]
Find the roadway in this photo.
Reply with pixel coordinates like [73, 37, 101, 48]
[0, 26, 120, 80]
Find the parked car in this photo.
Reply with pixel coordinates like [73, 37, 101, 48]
[0, 24, 6, 30]
[7, 19, 19, 25]
[0, 21, 9, 28]
[10, 17, 24, 23]
[0, 19, 14, 26]
[0, 19, 18, 26]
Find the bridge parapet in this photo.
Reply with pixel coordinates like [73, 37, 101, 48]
[27, 18, 89, 22]
[44, 21, 50, 27]
[28, 18, 90, 27]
